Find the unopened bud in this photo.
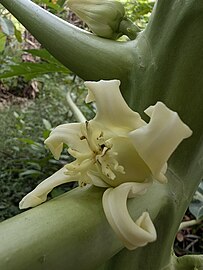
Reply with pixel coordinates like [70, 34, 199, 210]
[68, 0, 125, 40]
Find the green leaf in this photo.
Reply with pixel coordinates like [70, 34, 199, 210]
[14, 26, 22, 42]
[43, 129, 51, 139]
[189, 181, 203, 219]
[13, 111, 20, 118]
[30, 143, 44, 152]
[18, 138, 36, 145]
[0, 62, 69, 80]
[0, 31, 6, 51]
[189, 201, 203, 220]
[42, 118, 52, 130]
[57, 0, 66, 7]
[19, 169, 43, 177]
[0, 17, 14, 36]
[26, 162, 42, 171]
[25, 48, 61, 65]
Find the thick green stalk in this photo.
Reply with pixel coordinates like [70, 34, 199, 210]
[98, 2, 203, 268]
[0, 183, 169, 270]
[130, 0, 203, 192]
[0, 0, 203, 269]
[0, 0, 131, 83]
[169, 254, 203, 270]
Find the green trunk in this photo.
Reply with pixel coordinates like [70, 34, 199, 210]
[0, 0, 203, 269]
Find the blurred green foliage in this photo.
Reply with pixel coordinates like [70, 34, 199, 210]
[0, 49, 70, 80]
[123, 0, 155, 28]
[0, 4, 22, 52]
[0, 76, 70, 220]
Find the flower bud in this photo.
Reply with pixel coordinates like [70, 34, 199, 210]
[68, 0, 125, 39]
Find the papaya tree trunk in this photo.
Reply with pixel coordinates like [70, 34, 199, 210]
[0, 0, 203, 269]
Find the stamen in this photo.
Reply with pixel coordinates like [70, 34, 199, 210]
[66, 121, 125, 184]
[68, 148, 93, 159]
[66, 158, 94, 172]
[100, 146, 109, 157]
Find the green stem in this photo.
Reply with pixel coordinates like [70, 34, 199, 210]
[179, 219, 202, 231]
[169, 254, 203, 270]
[119, 18, 140, 40]
[66, 88, 86, 122]
[0, 0, 131, 83]
[0, 183, 169, 270]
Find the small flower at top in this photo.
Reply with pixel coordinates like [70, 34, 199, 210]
[68, 0, 140, 40]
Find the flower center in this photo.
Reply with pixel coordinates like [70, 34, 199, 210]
[65, 121, 125, 185]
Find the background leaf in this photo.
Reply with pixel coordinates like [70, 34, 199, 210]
[14, 26, 22, 42]
[189, 181, 203, 220]
[19, 169, 43, 177]
[25, 49, 61, 64]
[42, 118, 52, 130]
[0, 62, 69, 80]
[0, 31, 6, 51]
[0, 17, 15, 36]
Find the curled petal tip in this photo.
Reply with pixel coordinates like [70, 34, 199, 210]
[102, 182, 156, 250]
[156, 173, 168, 184]
[124, 212, 157, 250]
[84, 79, 145, 132]
[135, 212, 157, 243]
[129, 101, 193, 182]
[19, 194, 44, 209]
[19, 167, 73, 210]
[85, 80, 120, 103]
[44, 137, 63, 160]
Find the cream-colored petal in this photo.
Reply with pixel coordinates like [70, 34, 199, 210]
[87, 171, 110, 187]
[19, 167, 73, 209]
[85, 87, 95, 103]
[103, 136, 151, 186]
[129, 102, 192, 182]
[84, 80, 145, 134]
[45, 123, 88, 160]
[102, 182, 156, 250]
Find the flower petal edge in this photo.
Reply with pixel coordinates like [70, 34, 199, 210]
[102, 182, 156, 250]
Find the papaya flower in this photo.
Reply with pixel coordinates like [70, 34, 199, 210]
[19, 80, 192, 250]
[68, 0, 125, 39]
[68, 0, 140, 40]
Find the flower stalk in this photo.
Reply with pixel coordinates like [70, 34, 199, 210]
[66, 88, 87, 122]
[119, 17, 140, 40]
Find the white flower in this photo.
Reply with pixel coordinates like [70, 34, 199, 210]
[19, 80, 192, 250]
